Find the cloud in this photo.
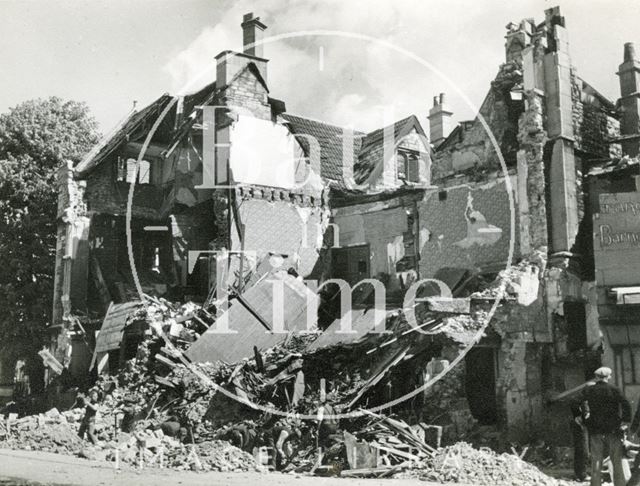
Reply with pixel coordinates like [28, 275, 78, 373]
[162, 0, 526, 131]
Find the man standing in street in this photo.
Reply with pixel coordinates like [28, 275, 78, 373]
[570, 399, 589, 482]
[581, 367, 631, 486]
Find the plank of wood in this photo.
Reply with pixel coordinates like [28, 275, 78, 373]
[155, 353, 177, 368]
[548, 381, 594, 403]
[378, 461, 411, 478]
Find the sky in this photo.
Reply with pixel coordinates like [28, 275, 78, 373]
[1, 0, 639, 134]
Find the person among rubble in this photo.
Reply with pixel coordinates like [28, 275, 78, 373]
[223, 423, 257, 452]
[580, 367, 631, 486]
[316, 398, 339, 449]
[157, 418, 187, 440]
[78, 388, 101, 445]
[270, 420, 302, 469]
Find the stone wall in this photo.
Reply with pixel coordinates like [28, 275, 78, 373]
[571, 70, 621, 159]
[432, 60, 523, 183]
[517, 91, 548, 253]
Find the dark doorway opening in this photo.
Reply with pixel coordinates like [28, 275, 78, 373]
[331, 244, 371, 286]
[465, 347, 498, 425]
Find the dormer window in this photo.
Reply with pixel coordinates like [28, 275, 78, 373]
[116, 157, 151, 185]
[396, 150, 420, 183]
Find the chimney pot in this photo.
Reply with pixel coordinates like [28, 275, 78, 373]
[624, 42, 637, 63]
[439, 93, 446, 104]
[433, 96, 438, 107]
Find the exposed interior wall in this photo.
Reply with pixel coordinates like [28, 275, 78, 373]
[419, 178, 518, 278]
[83, 158, 164, 220]
[332, 198, 414, 290]
[230, 188, 329, 279]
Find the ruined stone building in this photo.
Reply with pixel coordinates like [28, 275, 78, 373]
[49, 7, 639, 445]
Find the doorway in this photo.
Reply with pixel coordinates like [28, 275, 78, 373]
[465, 347, 498, 425]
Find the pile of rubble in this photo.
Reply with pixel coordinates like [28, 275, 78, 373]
[103, 431, 265, 473]
[393, 442, 574, 485]
[0, 408, 85, 454]
[0, 259, 571, 483]
[0, 403, 265, 473]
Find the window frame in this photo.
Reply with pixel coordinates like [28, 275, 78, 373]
[396, 149, 421, 183]
[115, 156, 153, 185]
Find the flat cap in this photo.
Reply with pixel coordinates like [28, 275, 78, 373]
[594, 367, 612, 378]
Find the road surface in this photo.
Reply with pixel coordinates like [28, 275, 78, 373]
[0, 449, 457, 486]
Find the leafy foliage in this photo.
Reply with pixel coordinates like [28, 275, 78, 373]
[0, 97, 100, 386]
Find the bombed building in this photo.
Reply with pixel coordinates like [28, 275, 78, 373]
[41, 6, 639, 452]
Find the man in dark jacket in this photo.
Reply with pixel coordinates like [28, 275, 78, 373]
[581, 367, 631, 486]
[570, 399, 589, 481]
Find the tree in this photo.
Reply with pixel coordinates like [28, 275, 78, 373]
[0, 97, 100, 392]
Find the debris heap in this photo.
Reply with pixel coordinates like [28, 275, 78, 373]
[396, 442, 574, 485]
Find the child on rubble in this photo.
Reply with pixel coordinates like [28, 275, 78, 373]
[78, 388, 101, 445]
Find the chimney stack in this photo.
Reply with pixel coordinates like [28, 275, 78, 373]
[241, 12, 267, 59]
[618, 42, 640, 156]
[428, 93, 453, 148]
[216, 13, 269, 88]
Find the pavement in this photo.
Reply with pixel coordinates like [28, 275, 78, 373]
[0, 449, 451, 486]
